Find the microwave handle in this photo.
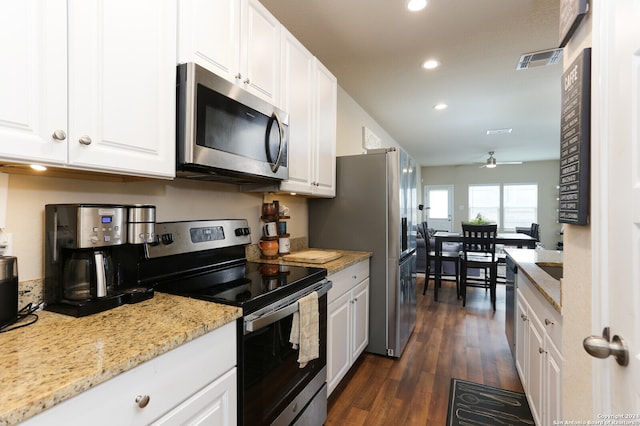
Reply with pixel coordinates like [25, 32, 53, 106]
[267, 111, 285, 173]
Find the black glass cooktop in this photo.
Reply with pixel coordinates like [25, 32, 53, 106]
[154, 261, 327, 314]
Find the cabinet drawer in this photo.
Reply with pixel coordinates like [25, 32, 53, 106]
[327, 260, 370, 303]
[23, 322, 236, 426]
[518, 275, 562, 349]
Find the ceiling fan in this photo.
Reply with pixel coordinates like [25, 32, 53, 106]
[475, 151, 523, 168]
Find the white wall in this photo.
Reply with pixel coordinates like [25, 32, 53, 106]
[561, 7, 594, 420]
[336, 85, 402, 156]
[421, 161, 561, 249]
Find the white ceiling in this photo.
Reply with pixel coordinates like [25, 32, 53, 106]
[260, 0, 563, 167]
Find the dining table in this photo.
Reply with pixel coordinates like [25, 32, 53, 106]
[431, 231, 537, 301]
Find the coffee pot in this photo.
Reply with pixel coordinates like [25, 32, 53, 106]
[62, 249, 114, 301]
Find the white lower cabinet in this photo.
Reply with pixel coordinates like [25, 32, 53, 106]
[327, 259, 370, 396]
[22, 322, 237, 426]
[515, 273, 563, 426]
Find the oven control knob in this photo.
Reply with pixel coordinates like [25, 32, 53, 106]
[235, 227, 251, 236]
[161, 233, 174, 245]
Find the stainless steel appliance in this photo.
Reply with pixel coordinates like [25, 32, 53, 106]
[44, 204, 156, 316]
[176, 62, 289, 184]
[140, 220, 331, 426]
[309, 148, 417, 357]
[0, 256, 18, 329]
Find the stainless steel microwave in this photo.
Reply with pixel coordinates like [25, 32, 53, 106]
[176, 62, 289, 183]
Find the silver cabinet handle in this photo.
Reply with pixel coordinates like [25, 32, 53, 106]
[520, 314, 528, 321]
[539, 347, 546, 354]
[544, 318, 554, 326]
[52, 129, 66, 141]
[235, 73, 242, 80]
[243, 78, 250, 85]
[79, 135, 92, 145]
[135, 395, 150, 408]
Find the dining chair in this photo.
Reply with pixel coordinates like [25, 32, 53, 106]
[423, 226, 460, 297]
[459, 223, 498, 310]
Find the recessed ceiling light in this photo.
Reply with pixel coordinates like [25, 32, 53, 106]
[407, 0, 427, 12]
[486, 128, 513, 135]
[421, 59, 440, 70]
[433, 103, 448, 110]
[30, 164, 47, 171]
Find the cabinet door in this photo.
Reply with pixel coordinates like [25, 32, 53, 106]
[515, 291, 528, 387]
[278, 29, 314, 194]
[67, 0, 176, 178]
[351, 278, 370, 361]
[0, 0, 67, 165]
[545, 337, 563, 425]
[152, 368, 237, 426]
[313, 59, 337, 197]
[177, 0, 241, 83]
[241, 0, 280, 105]
[327, 291, 351, 396]
[527, 312, 544, 426]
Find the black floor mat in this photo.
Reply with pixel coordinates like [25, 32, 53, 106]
[446, 378, 534, 426]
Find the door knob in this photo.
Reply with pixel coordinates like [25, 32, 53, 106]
[583, 327, 629, 366]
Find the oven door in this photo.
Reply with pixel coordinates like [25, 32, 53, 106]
[240, 282, 329, 426]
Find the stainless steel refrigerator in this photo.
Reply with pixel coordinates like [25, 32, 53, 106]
[308, 148, 417, 357]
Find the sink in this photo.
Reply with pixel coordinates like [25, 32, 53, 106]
[535, 262, 563, 280]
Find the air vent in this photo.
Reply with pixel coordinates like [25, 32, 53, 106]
[516, 48, 563, 70]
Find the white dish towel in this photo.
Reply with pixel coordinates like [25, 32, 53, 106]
[289, 291, 319, 368]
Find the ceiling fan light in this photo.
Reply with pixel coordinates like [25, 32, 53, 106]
[407, 0, 427, 12]
[486, 156, 497, 168]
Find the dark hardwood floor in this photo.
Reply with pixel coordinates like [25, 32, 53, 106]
[326, 275, 523, 425]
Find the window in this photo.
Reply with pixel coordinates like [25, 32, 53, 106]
[468, 183, 538, 230]
[503, 184, 538, 229]
[468, 185, 500, 226]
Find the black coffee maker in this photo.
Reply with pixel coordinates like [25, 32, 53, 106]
[44, 204, 155, 317]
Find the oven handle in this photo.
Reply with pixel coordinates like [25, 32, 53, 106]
[244, 281, 331, 333]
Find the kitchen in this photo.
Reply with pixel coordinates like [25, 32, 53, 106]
[1, 1, 639, 425]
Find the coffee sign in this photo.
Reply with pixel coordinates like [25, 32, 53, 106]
[559, 48, 591, 225]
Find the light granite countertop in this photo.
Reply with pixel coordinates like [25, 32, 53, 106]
[505, 248, 563, 313]
[247, 247, 372, 275]
[0, 293, 241, 426]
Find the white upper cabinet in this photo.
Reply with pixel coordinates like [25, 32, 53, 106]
[0, 0, 68, 165]
[67, 0, 176, 178]
[178, 0, 281, 105]
[277, 32, 337, 197]
[0, 0, 177, 178]
[278, 29, 315, 194]
[313, 59, 337, 197]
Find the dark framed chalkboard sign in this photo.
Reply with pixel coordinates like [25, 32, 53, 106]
[559, 48, 591, 225]
[559, 0, 588, 48]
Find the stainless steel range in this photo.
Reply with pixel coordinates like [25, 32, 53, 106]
[137, 219, 331, 426]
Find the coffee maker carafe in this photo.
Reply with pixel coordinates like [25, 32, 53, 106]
[45, 204, 132, 316]
[62, 249, 115, 301]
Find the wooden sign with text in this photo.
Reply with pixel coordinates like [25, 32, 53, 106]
[559, 48, 591, 225]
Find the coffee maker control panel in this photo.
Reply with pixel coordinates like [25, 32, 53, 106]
[76, 205, 127, 248]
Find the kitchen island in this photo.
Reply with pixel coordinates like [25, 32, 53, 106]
[0, 293, 241, 426]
